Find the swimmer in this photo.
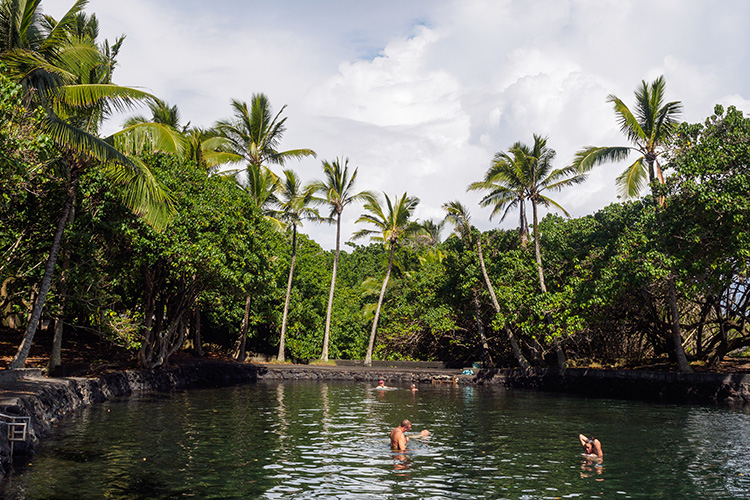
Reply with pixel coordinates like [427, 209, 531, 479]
[410, 383, 418, 392]
[579, 433, 603, 460]
[376, 379, 388, 389]
[390, 419, 412, 450]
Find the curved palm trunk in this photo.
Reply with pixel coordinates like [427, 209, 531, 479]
[47, 228, 72, 372]
[364, 243, 395, 367]
[646, 155, 666, 207]
[278, 224, 298, 362]
[531, 201, 547, 294]
[477, 235, 529, 370]
[48, 203, 75, 372]
[531, 201, 567, 369]
[472, 288, 493, 367]
[10, 165, 80, 369]
[321, 212, 341, 361]
[519, 198, 529, 248]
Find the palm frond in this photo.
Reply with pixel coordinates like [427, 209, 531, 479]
[41, 108, 130, 165]
[104, 155, 175, 231]
[616, 156, 648, 198]
[536, 194, 571, 217]
[110, 121, 186, 156]
[570, 146, 631, 172]
[55, 83, 154, 112]
[607, 94, 646, 145]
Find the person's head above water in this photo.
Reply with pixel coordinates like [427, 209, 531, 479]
[400, 419, 412, 430]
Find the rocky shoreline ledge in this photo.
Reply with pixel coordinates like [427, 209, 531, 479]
[2, 361, 750, 480]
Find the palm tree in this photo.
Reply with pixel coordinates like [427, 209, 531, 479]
[3, 2, 174, 369]
[114, 99, 187, 159]
[308, 157, 372, 361]
[1, 0, 91, 95]
[246, 164, 281, 221]
[120, 101, 234, 172]
[124, 99, 184, 130]
[470, 135, 585, 368]
[515, 135, 586, 294]
[571, 76, 682, 199]
[270, 169, 320, 362]
[468, 147, 531, 247]
[416, 219, 444, 247]
[353, 192, 421, 366]
[225, 164, 283, 363]
[214, 94, 315, 363]
[473, 135, 585, 293]
[213, 94, 316, 174]
[572, 77, 691, 372]
[0, 0, 43, 54]
[443, 200, 529, 369]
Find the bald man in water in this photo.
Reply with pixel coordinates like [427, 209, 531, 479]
[390, 419, 412, 450]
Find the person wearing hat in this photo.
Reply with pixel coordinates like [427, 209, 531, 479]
[376, 379, 391, 389]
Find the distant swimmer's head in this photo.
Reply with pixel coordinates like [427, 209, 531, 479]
[420, 430, 430, 436]
[378, 380, 385, 386]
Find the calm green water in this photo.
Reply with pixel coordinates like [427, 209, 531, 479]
[2, 381, 750, 499]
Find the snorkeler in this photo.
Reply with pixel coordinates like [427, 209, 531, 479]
[579, 433, 603, 460]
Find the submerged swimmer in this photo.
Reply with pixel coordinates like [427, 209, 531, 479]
[579, 433, 603, 460]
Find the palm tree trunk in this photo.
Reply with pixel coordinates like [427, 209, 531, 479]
[237, 294, 251, 362]
[472, 289, 493, 367]
[321, 213, 341, 361]
[477, 236, 529, 369]
[531, 201, 547, 294]
[278, 224, 297, 362]
[668, 276, 692, 372]
[519, 197, 529, 248]
[532, 200, 567, 369]
[364, 243, 395, 367]
[646, 155, 666, 207]
[10, 166, 80, 369]
[48, 205, 75, 373]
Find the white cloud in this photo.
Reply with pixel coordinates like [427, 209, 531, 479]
[40, 0, 750, 249]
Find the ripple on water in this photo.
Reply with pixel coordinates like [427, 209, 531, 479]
[3, 382, 750, 499]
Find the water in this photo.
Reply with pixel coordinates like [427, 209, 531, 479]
[2, 381, 750, 499]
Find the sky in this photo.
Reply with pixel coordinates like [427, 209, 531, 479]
[43, 0, 750, 250]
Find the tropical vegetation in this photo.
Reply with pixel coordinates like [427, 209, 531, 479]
[2, 1, 749, 375]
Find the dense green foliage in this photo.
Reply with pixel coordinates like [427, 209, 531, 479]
[2, 1, 749, 372]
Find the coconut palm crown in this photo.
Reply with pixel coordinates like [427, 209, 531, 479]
[571, 75, 682, 198]
[353, 192, 422, 366]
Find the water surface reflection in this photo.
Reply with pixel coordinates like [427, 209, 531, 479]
[2, 381, 750, 499]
